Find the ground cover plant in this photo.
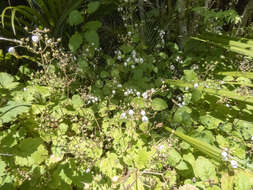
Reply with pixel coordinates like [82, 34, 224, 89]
[0, 0, 253, 189]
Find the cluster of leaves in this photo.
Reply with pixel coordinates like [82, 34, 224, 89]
[0, 0, 253, 190]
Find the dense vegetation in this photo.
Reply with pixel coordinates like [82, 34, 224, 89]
[0, 0, 253, 189]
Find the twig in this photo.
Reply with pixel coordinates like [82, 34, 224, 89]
[0, 36, 22, 44]
[0, 153, 14, 156]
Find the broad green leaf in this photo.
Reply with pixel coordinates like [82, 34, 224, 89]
[0, 101, 31, 124]
[199, 115, 222, 129]
[194, 156, 217, 181]
[151, 98, 168, 111]
[15, 138, 48, 166]
[83, 21, 102, 31]
[87, 1, 100, 14]
[69, 32, 83, 52]
[131, 97, 146, 108]
[176, 160, 189, 170]
[0, 72, 19, 90]
[167, 148, 181, 167]
[100, 153, 122, 177]
[68, 10, 83, 26]
[84, 30, 99, 47]
[135, 148, 152, 169]
[234, 170, 253, 190]
[184, 70, 198, 82]
[71, 94, 84, 109]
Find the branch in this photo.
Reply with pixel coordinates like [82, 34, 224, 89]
[0, 36, 22, 44]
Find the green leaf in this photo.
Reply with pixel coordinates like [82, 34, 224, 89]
[194, 156, 217, 181]
[84, 30, 99, 47]
[15, 138, 48, 166]
[131, 97, 146, 109]
[221, 173, 234, 190]
[135, 148, 152, 169]
[71, 94, 84, 109]
[68, 10, 83, 26]
[0, 159, 6, 177]
[184, 70, 198, 82]
[69, 32, 83, 52]
[83, 21, 102, 31]
[235, 171, 252, 190]
[0, 72, 19, 90]
[0, 101, 31, 124]
[87, 1, 100, 14]
[167, 148, 181, 167]
[151, 98, 168, 111]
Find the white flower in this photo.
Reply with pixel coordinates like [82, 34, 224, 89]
[124, 62, 128, 67]
[117, 56, 121, 60]
[140, 110, 146, 116]
[31, 35, 40, 43]
[185, 86, 189, 91]
[117, 84, 122, 88]
[121, 112, 127, 119]
[142, 92, 148, 99]
[230, 160, 238, 168]
[128, 31, 131, 36]
[221, 151, 228, 160]
[112, 176, 118, 182]
[151, 88, 155, 93]
[158, 144, 164, 151]
[194, 83, 199, 88]
[142, 115, 148, 122]
[136, 91, 140, 96]
[139, 58, 143, 64]
[170, 64, 175, 70]
[251, 136, 253, 141]
[8, 47, 15, 54]
[23, 88, 27, 91]
[226, 103, 230, 108]
[112, 90, 116, 94]
[85, 168, 90, 173]
[131, 65, 135, 69]
[128, 109, 134, 116]
[84, 183, 90, 189]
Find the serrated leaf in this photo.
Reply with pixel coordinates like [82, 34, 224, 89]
[151, 98, 168, 111]
[69, 33, 83, 52]
[167, 148, 181, 167]
[15, 138, 48, 166]
[0, 72, 19, 90]
[68, 10, 83, 26]
[135, 148, 152, 169]
[0, 101, 31, 124]
[194, 156, 217, 181]
[84, 30, 99, 47]
[87, 1, 100, 14]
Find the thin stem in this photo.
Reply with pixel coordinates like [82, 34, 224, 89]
[0, 36, 22, 44]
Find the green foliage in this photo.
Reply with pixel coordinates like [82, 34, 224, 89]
[0, 1, 253, 189]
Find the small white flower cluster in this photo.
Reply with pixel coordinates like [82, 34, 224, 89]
[117, 7, 123, 12]
[251, 136, 253, 141]
[221, 149, 238, 169]
[175, 56, 183, 63]
[140, 110, 148, 122]
[86, 95, 99, 104]
[123, 88, 136, 96]
[159, 30, 165, 45]
[121, 109, 134, 119]
[177, 95, 185, 107]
